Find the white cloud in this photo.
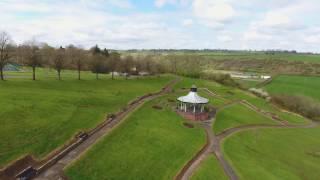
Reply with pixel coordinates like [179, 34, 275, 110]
[0, 0, 319, 52]
[154, 0, 176, 7]
[217, 35, 233, 43]
[192, 0, 235, 24]
[182, 19, 193, 27]
[154, 0, 190, 7]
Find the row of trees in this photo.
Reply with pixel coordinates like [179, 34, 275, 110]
[0, 31, 168, 81]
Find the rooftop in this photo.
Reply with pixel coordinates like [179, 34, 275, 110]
[177, 85, 209, 104]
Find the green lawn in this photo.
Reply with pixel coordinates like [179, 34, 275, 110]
[191, 155, 228, 180]
[0, 71, 173, 167]
[265, 75, 320, 102]
[66, 95, 206, 179]
[222, 127, 320, 180]
[213, 103, 277, 134]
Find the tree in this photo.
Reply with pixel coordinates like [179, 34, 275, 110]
[144, 55, 153, 73]
[133, 56, 143, 78]
[66, 45, 85, 80]
[102, 48, 109, 57]
[168, 54, 178, 74]
[91, 44, 101, 55]
[0, 31, 12, 80]
[119, 55, 134, 80]
[150, 59, 165, 77]
[40, 44, 55, 68]
[22, 39, 42, 80]
[108, 52, 120, 80]
[89, 45, 109, 80]
[52, 47, 65, 80]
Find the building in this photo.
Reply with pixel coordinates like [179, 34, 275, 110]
[177, 85, 210, 121]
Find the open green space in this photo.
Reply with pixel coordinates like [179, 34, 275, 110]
[265, 75, 320, 102]
[0, 72, 173, 167]
[66, 95, 206, 180]
[199, 52, 320, 63]
[3, 67, 110, 80]
[191, 155, 228, 180]
[213, 103, 277, 134]
[222, 127, 320, 180]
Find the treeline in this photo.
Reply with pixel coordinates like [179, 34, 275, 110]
[0, 31, 167, 81]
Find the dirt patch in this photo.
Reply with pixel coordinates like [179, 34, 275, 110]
[152, 105, 163, 110]
[307, 151, 320, 158]
[167, 98, 175, 103]
[183, 122, 194, 128]
[0, 155, 38, 180]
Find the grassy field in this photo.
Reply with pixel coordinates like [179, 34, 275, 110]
[191, 155, 228, 180]
[222, 127, 320, 180]
[265, 75, 320, 102]
[213, 103, 277, 134]
[0, 70, 173, 167]
[200, 52, 320, 63]
[66, 95, 206, 179]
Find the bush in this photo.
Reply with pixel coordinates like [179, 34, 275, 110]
[178, 71, 201, 79]
[249, 88, 270, 99]
[271, 94, 320, 121]
[200, 72, 241, 88]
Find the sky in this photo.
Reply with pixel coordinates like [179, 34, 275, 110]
[0, 0, 319, 52]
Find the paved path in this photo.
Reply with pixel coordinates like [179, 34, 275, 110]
[176, 118, 239, 180]
[34, 78, 180, 180]
[175, 88, 319, 180]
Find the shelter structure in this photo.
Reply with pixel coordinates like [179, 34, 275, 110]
[177, 85, 210, 121]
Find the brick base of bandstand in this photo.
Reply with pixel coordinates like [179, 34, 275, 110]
[176, 110, 209, 121]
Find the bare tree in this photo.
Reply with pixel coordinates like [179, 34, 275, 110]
[168, 54, 178, 74]
[89, 45, 105, 80]
[0, 31, 12, 80]
[133, 56, 143, 79]
[90, 54, 104, 80]
[108, 52, 120, 80]
[66, 45, 85, 80]
[22, 39, 42, 80]
[40, 44, 56, 70]
[52, 47, 65, 80]
[119, 55, 134, 80]
[150, 59, 165, 77]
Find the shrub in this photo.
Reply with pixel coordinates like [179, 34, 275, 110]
[200, 72, 241, 88]
[271, 94, 320, 121]
[249, 88, 270, 99]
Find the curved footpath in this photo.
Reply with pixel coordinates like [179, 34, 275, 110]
[33, 78, 180, 180]
[175, 88, 319, 180]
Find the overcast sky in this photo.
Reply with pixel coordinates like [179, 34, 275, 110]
[0, 0, 319, 52]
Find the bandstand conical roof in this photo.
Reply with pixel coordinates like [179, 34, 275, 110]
[177, 85, 209, 104]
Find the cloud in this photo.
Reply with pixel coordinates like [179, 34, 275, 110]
[192, 0, 235, 27]
[0, 0, 319, 52]
[217, 35, 233, 43]
[182, 19, 193, 27]
[154, 0, 190, 7]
